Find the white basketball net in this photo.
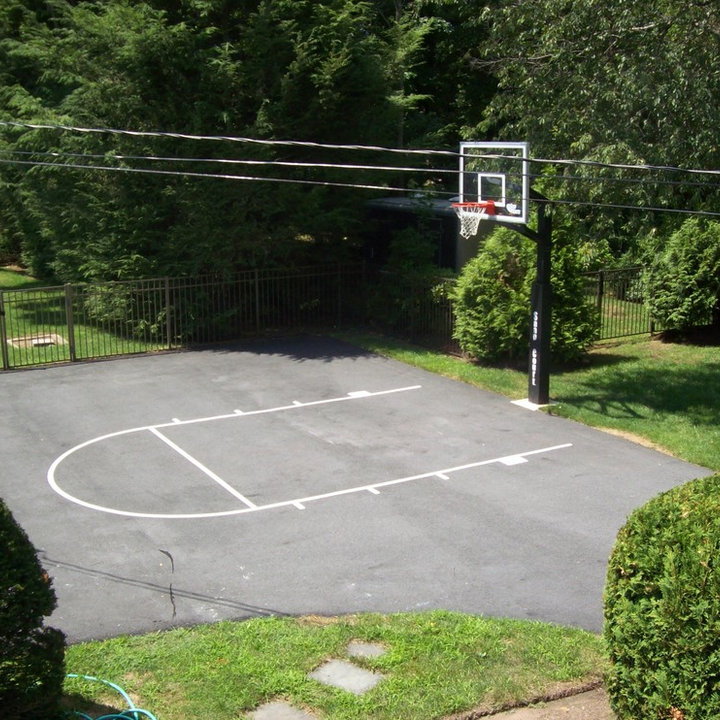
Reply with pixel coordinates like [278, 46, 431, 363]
[453, 203, 489, 239]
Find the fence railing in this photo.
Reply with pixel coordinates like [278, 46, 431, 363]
[366, 272, 459, 353]
[1, 264, 658, 371]
[371, 266, 658, 351]
[0, 265, 366, 370]
[582, 266, 659, 340]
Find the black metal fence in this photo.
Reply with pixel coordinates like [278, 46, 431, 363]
[0, 265, 366, 370]
[0, 264, 657, 371]
[370, 266, 658, 351]
[582, 266, 659, 340]
[366, 272, 459, 353]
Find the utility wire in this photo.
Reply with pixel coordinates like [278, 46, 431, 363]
[7, 120, 720, 184]
[4, 148, 719, 196]
[0, 156, 455, 196]
[7, 119, 720, 178]
[5, 156, 720, 219]
[533, 195, 720, 219]
[528, 154, 720, 178]
[0, 148, 458, 176]
[0, 120, 458, 158]
[534, 171, 720, 192]
[4, 120, 720, 217]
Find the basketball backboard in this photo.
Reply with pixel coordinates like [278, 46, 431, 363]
[458, 142, 529, 225]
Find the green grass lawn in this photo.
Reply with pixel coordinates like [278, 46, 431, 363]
[550, 337, 720, 471]
[0, 266, 45, 289]
[64, 612, 605, 720]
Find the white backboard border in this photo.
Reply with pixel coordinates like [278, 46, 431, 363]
[459, 141, 529, 225]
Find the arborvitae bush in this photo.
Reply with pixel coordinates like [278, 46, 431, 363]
[0, 498, 65, 719]
[604, 474, 720, 720]
[644, 218, 720, 333]
[451, 226, 599, 364]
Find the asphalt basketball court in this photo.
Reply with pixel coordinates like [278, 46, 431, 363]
[0, 335, 708, 642]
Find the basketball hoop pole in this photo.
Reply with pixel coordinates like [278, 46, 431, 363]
[514, 194, 552, 406]
[454, 141, 551, 405]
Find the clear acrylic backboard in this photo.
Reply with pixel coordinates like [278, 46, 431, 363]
[458, 142, 529, 226]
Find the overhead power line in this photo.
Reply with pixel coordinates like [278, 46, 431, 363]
[528, 154, 720, 178]
[0, 148, 458, 177]
[6, 119, 720, 178]
[6, 155, 720, 220]
[0, 120, 457, 158]
[533, 195, 720, 219]
[4, 119, 720, 218]
[0, 156, 453, 197]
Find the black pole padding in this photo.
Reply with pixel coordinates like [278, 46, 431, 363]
[527, 209, 552, 405]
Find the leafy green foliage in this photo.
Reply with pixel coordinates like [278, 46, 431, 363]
[644, 218, 720, 333]
[478, 0, 720, 254]
[8, 0, 718, 280]
[0, 0, 451, 281]
[604, 474, 720, 720]
[0, 497, 65, 719]
[367, 216, 448, 334]
[451, 225, 599, 364]
[451, 227, 533, 362]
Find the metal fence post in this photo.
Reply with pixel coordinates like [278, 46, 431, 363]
[596, 270, 605, 313]
[254, 269, 261, 332]
[0, 292, 9, 371]
[164, 276, 172, 350]
[64, 284, 77, 362]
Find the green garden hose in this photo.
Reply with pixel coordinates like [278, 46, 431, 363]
[65, 674, 158, 720]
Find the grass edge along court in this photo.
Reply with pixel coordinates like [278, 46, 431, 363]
[63, 611, 606, 720]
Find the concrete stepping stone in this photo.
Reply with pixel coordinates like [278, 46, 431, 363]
[249, 700, 317, 719]
[308, 659, 384, 695]
[346, 640, 386, 659]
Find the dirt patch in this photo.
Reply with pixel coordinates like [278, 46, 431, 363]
[7, 333, 66, 349]
[297, 614, 345, 627]
[596, 426, 674, 456]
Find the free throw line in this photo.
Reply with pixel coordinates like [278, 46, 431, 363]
[148, 426, 258, 509]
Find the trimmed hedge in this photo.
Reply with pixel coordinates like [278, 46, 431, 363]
[604, 474, 720, 720]
[0, 498, 65, 719]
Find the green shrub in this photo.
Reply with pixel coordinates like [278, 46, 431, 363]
[644, 218, 720, 332]
[450, 226, 599, 364]
[604, 474, 720, 720]
[367, 225, 448, 332]
[0, 498, 65, 719]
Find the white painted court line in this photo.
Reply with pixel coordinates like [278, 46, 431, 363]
[47, 385, 422, 518]
[511, 398, 555, 411]
[155, 385, 422, 430]
[48, 439, 573, 520]
[148, 427, 258, 509]
[499, 455, 529, 466]
[47, 384, 573, 521]
[252, 443, 573, 514]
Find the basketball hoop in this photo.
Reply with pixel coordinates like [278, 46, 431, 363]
[451, 200, 496, 239]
